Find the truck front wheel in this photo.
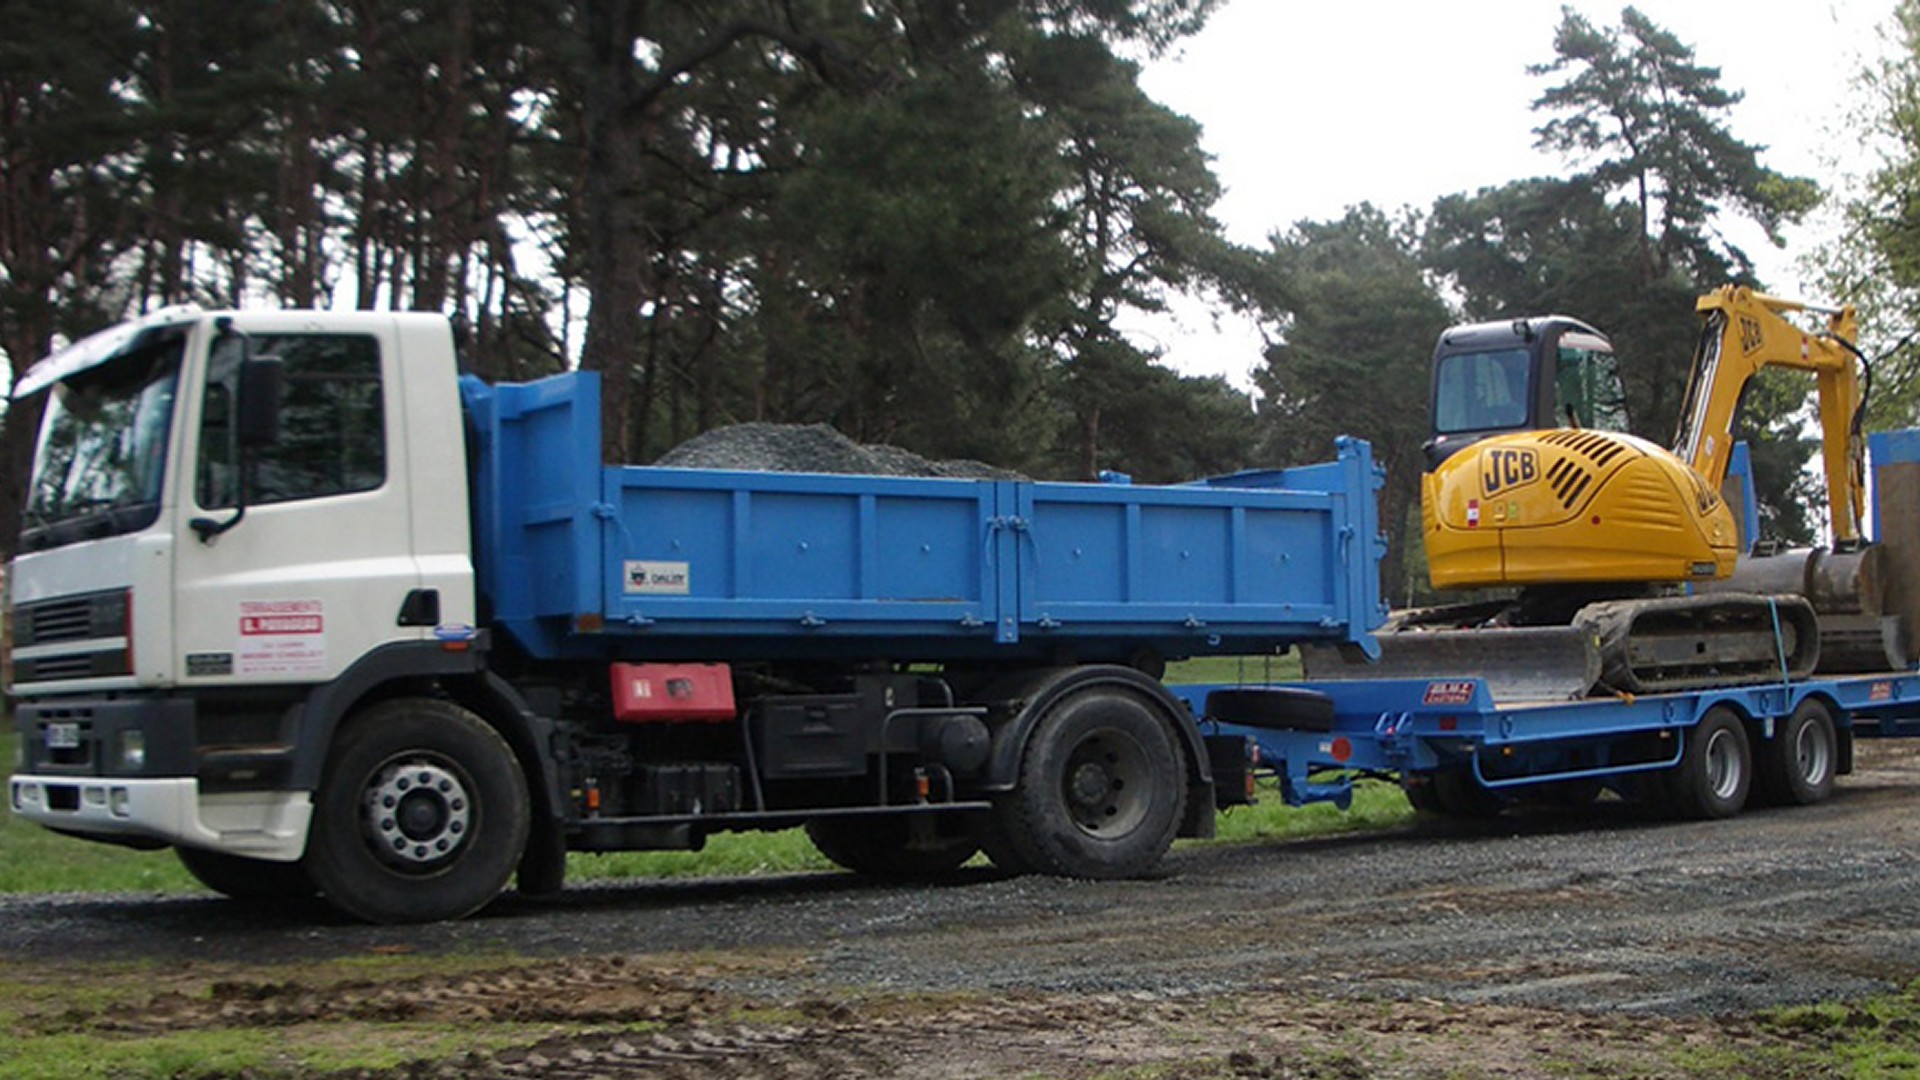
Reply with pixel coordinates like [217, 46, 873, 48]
[990, 687, 1186, 879]
[304, 698, 530, 924]
[177, 846, 317, 905]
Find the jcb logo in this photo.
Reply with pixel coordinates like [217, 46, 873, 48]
[1481, 447, 1539, 495]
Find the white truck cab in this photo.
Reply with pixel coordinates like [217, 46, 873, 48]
[8, 307, 477, 862]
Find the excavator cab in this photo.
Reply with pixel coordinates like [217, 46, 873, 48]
[1423, 316, 1628, 471]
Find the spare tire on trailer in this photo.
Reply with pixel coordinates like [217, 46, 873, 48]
[1205, 687, 1336, 733]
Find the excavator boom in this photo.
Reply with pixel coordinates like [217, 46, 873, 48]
[1678, 286, 1866, 543]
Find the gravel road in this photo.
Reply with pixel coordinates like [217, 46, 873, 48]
[8, 742, 1920, 1077]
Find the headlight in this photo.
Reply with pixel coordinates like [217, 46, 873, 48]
[118, 729, 146, 772]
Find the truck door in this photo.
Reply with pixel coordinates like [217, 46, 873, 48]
[171, 319, 422, 687]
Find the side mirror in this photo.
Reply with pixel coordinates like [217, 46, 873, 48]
[236, 355, 283, 449]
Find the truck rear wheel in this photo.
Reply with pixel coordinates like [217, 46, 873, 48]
[989, 687, 1186, 879]
[177, 846, 317, 905]
[805, 816, 979, 878]
[1755, 699, 1837, 807]
[304, 698, 529, 924]
[1663, 706, 1751, 820]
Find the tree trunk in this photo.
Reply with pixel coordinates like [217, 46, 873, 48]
[577, 0, 650, 463]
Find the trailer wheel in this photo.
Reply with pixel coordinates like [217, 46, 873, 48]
[1402, 774, 1445, 814]
[991, 687, 1186, 879]
[805, 816, 979, 878]
[1431, 767, 1504, 818]
[304, 698, 529, 924]
[1664, 706, 1751, 820]
[176, 846, 317, 904]
[1755, 699, 1838, 807]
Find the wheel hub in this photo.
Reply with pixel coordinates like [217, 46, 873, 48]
[1703, 728, 1741, 801]
[1069, 762, 1112, 809]
[1060, 731, 1150, 835]
[365, 759, 472, 868]
[1795, 720, 1832, 784]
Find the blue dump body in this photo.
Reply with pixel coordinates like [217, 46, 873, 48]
[462, 371, 1386, 664]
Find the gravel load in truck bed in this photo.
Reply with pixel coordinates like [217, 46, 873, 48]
[654, 422, 1026, 480]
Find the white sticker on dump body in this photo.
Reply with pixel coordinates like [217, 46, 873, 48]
[625, 560, 691, 595]
[237, 599, 327, 676]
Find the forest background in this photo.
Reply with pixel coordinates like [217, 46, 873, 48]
[8, 0, 1920, 604]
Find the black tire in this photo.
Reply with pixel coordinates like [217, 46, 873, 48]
[1663, 706, 1751, 820]
[1432, 767, 1504, 818]
[1754, 699, 1839, 807]
[1402, 774, 1445, 814]
[1525, 778, 1606, 809]
[177, 846, 317, 904]
[304, 698, 529, 924]
[1205, 687, 1336, 733]
[976, 813, 1039, 876]
[989, 688, 1187, 879]
[805, 816, 980, 879]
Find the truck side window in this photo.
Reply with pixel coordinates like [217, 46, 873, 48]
[197, 333, 385, 509]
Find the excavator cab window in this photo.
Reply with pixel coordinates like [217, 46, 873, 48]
[1433, 347, 1530, 434]
[1552, 331, 1629, 432]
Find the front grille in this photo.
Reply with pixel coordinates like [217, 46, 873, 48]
[15, 590, 128, 648]
[11, 589, 132, 685]
[14, 651, 131, 683]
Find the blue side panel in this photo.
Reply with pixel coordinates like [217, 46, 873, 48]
[464, 371, 605, 656]
[1019, 483, 1344, 634]
[1725, 441, 1760, 555]
[600, 466, 999, 641]
[1872, 429, 1920, 543]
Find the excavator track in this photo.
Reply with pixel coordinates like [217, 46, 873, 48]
[1302, 592, 1821, 701]
[1573, 593, 1820, 694]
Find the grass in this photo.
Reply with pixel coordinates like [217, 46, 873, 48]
[1164, 652, 1305, 685]
[0, 954, 591, 1079]
[0, 732, 198, 894]
[1661, 982, 1920, 1077]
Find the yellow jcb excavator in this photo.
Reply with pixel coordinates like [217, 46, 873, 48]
[1309, 285, 1892, 699]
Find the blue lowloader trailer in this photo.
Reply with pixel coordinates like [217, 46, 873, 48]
[5, 306, 1388, 924]
[1175, 430, 1920, 823]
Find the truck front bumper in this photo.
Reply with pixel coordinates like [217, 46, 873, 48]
[9, 776, 311, 861]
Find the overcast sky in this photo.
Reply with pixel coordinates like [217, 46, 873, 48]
[1131, 0, 1898, 388]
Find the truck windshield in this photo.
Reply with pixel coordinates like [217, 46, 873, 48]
[20, 335, 184, 552]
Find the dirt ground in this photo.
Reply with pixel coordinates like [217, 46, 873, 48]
[8, 742, 1920, 1078]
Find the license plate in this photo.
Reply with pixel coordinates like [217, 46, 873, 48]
[44, 722, 81, 750]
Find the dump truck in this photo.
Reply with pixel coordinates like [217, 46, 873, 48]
[5, 305, 1385, 923]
